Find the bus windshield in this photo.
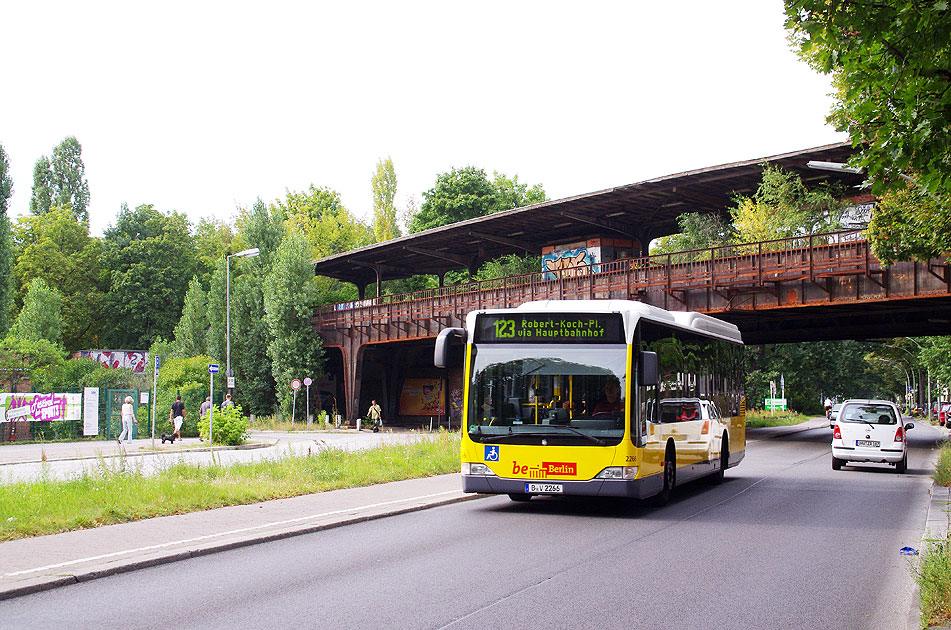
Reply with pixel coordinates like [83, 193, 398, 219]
[467, 344, 627, 446]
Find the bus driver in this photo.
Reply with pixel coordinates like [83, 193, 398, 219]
[593, 378, 624, 414]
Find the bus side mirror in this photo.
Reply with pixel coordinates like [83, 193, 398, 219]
[638, 351, 658, 386]
[434, 327, 466, 368]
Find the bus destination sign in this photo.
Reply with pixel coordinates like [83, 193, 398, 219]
[475, 313, 624, 344]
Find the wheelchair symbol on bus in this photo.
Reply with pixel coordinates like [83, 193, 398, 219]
[484, 445, 500, 462]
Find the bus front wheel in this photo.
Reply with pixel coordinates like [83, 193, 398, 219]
[712, 436, 728, 485]
[654, 445, 676, 506]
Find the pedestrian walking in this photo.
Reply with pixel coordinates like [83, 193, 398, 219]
[368, 399, 382, 432]
[117, 396, 136, 444]
[221, 393, 234, 410]
[163, 394, 185, 444]
[200, 395, 212, 418]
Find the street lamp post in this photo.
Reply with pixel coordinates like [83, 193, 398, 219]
[226, 247, 260, 397]
[902, 338, 932, 422]
[876, 358, 910, 406]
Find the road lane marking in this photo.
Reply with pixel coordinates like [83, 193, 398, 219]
[2, 489, 461, 578]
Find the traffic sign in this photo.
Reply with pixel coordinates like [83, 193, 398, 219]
[209, 364, 220, 374]
[291, 378, 301, 391]
[303, 377, 312, 387]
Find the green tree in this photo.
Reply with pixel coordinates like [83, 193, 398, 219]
[491, 171, 547, 209]
[0, 144, 13, 336]
[13, 207, 106, 350]
[730, 164, 843, 244]
[32, 357, 147, 393]
[409, 166, 501, 233]
[371, 157, 400, 242]
[172, 277, 208, 357]
[278, 186, 368, 307]
[228, 199, 286, 415]
[785, 0, 951, 196]
[0, 336, 64, 392]
[865, 185, 951, 264]
[230, 276, 276, 416]
[236, 199, 285, 270]
[194, 217, 235, 288]
[409, 167, 546, 234]
[650, 212, 735, 257]
[10, 278, 63, 346]
[101, 204, 198, 347]
[474, 254, 541, 281]
[920, 337, 951, 395]
[29, 137, 90, 222]
[263, 230, 322, 418]
[784, 1, 951, 261]
[746, 340, 884, 413]
[281, 185, 372, 258]
[29, 157, 52, 217]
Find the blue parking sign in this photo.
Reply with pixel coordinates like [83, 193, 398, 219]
[484, 445, 500, 462]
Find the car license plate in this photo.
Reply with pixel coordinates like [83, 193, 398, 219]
[856, 440, 880, 447]
[525, 483, 563, 494]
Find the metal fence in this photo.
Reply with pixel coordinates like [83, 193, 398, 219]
[0, 388, 153, 444]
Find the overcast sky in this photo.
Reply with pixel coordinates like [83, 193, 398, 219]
[2, 1, 845, 237]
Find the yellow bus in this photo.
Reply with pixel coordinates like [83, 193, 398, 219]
[435, 300, 745, 503]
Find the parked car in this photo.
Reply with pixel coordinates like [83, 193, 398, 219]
[832, 399, 913, 473]
[939, 402, 950, 427]
[828, 403, 842, 429]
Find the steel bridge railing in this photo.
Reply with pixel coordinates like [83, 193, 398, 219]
[315, 229, 877, 330]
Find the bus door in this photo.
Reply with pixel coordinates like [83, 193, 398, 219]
[637, 355, 665, 477]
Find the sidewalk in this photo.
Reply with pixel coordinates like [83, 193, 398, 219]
[0, 472, 475, 600]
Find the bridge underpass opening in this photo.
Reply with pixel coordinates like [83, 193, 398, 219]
[326, 339, 461, 429]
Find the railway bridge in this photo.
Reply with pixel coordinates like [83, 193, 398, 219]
[308, 143, 949, 425]
[315, 230, 950, 424]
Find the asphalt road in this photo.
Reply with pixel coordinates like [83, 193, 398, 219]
[0, 420, 943, 630]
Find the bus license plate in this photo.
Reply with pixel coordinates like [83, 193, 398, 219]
[856, 440, 880, 447]
[525, 483, 563, 494]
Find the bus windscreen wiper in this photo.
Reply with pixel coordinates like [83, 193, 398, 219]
[481, 428, 604, 446]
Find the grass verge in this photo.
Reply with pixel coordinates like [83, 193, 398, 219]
[934, 440, 951, 488]
[745, 410, 813, 427]
[0, 431, 460, 541]
[915, 442, 951, 628]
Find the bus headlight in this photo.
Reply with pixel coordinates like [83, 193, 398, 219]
[462, 462, 493, 475]
[596, 466, 638, 480]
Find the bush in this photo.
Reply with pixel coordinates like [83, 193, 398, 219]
[199, 404, 249, 445]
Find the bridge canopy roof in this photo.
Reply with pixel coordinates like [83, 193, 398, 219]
[313, 143, 863, 287]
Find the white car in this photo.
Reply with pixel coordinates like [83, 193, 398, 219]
[831, 399, 913, 473]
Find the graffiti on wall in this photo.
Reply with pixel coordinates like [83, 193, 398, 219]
[542, 248, 596, 280]
[80, 350, 148, 373]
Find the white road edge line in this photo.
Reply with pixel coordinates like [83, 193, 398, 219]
[3, 489, 460, 578]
